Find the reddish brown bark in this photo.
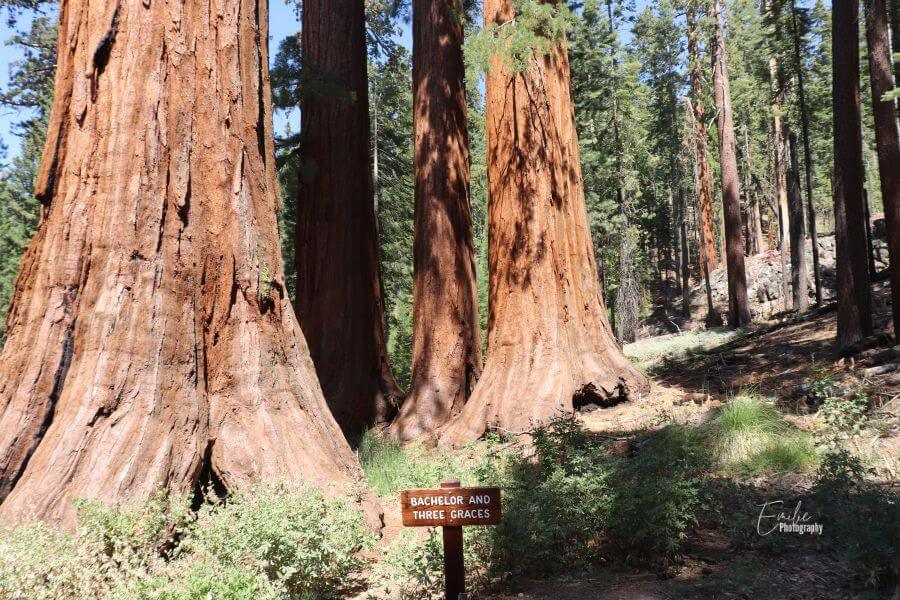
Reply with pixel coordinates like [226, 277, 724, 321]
[833, 0, 874, 348]
[438, 0, 648, 445]
[711, 0, 751, 327]
[296, 0, 402, 435]
[865, 0, 900, 331]
[390, 0, 482, 441]
[769, 54, 792, 310]
[787, 129, 809, 312]
[687, 7, 718, 280]
[0, 0, 379, 528]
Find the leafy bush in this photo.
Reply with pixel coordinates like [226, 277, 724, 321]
[182, 482, 374, 597]
[0, 482, 373, 599]
[813, 451, 900, 588]
[378, 529, 445, 599]
[606, 425, 711, 565]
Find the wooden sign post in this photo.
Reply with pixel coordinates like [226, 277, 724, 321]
[401, 479, 502, 600]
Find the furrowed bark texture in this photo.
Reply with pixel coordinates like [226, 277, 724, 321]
[833, 0, 874, 348]
[296, 0, 402, 435]
[391, 0, 482, 441]
[865, 0, 900, 331]
[439, 0, 648, 445]
[687, 7, 718, 278]
[0, 0, 378, 528]
[711, 0, 751, 327]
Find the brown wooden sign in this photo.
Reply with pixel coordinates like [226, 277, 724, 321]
[401, 486, 501, 527]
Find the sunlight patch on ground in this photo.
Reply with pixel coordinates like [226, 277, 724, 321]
[624, 328, 738, 369]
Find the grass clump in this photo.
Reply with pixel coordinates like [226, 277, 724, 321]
[356, 430, 467, 498]
[0, 482, 373, 599]
[711, 395, 819, 475]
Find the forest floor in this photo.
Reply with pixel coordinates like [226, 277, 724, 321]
[363, 282, 899, 599]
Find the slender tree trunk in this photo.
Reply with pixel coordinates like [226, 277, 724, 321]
[688, 7, 719, 285]
[681, 211, 692, 318]
[833, 0, 874, 348]
[296, 0, 402, 435]
[439, 0, 648, 445]
[391, 0, 482, 441]
[606, 0, 639, 344]
[865, 0, 900, 331]
[0, 0, 379, 527]
[745, 128, 765, 254]
[791, 0, 823, 305]
[787, 128, 809, 312]
[766, 4, 792, 307]
[712, 0, 751, 327]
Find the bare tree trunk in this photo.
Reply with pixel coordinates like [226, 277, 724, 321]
[767, 9, 791, 307]
[791, 0, 823, 305]
[438, 0, 648, 445]
[833, 0, 874, 348]
[688, 7, 720, 287]
[681, 213, 692, 318]
[744, 128, 765, 255]
[787, 128, 809, 312]
[0, 0, 379, 528]
[391, 0, 482, 441]
[712, 0, 751, 327]
[865, 0, 900, 331]
[296, 0, 402, 435]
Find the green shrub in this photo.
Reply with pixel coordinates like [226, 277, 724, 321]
[606, 425, 711, 565]
[378, 529, 445, 599]
[813, 451, 900, 588]
[0, 482, 373, 599]
[182, 482, 374, 598]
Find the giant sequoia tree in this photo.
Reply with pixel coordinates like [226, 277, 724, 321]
[439, 0, 648, 445]
[391, 0, 482, 441]
[832, 0, 873, 348]
[711, 0, 751, 327]
[0, 0, 376, 527]
[864, 0, 899, 331]
[295, 0, 402, 434]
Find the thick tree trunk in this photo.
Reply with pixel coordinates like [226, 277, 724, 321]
[687, 7, 719, 283]
[390, 0, 482, 441]
[711, 0, 751, 327]
[865, 0, 900, 331]
[791, 0, 823, 305]
[768, 40, 791, 307]
[833, 0, 874, 348]
[0, 0, 378, 527]
[438, 0, 648, 445]
[787, 129, 809, 312]
[296, 0, 402, 435]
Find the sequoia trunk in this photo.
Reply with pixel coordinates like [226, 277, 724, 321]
[0, 0, 378, 527]
[296, 0, 402, 435]
[865, 0, 900, 331]
[711, 0, 751, 327]
[391, 0, 482, 441]
[439, 0, 648, 445]
[833, 0, 874, 348]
